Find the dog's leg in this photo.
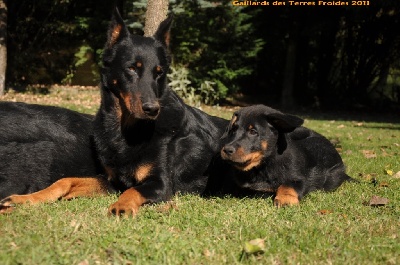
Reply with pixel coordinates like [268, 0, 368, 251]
[274, 185, 300, 207]
[0, 177, 109, 208]
[108, 188, 146, 216]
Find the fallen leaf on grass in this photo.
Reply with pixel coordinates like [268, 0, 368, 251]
[392, 171, 400, 179]
[379, 182, 389, 188]
[386, 169, 394, 176]
[243, 238, 265, 254]
[203, 249, 214, 258]
[365, 195, 389, 207]
[358, 172, 378, 181]
[317, 209, 333, 215]
[156, 201, 178, 213]
[361, 150, 377, 159]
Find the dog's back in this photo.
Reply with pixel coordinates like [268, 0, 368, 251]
[287, 126, 352, 192]
[0, 102, 101, 198]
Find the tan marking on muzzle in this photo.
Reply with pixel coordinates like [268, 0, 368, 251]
[119, 92, 143, 115]
[230, 147, 264, 171]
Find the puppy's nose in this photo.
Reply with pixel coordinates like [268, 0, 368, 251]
[142, 102, 160, 118]
[222, 146, 235, 156]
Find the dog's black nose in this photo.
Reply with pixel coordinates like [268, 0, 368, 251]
[222, 146, 235, 156]
[142, 102, 160, 117]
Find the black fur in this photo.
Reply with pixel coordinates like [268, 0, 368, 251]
[94, 9, 229, 211]
[220, 104, 353, 206]
[0, 102, 102, 199]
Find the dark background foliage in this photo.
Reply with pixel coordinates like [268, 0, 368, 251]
[5, 0, 400, 110]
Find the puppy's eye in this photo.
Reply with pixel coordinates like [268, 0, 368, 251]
[248, 128, 258, 136]
[128, 66, 136, 72]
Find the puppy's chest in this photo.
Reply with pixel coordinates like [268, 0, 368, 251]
[234, 170, 280, 192]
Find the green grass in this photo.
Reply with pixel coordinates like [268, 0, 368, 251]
[1, 87, 399, 264]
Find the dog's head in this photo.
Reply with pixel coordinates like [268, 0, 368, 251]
[220, 105, 304, 171]
[101, 8, 172, 121]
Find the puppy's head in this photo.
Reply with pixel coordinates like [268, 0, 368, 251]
[220, 105, 303, 171]
[101, 8, 172, 123]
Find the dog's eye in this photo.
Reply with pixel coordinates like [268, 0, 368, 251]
[128, 66, 136, 72]
[248, 128, 258, 136]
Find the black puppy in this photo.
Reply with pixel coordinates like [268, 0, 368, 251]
[220, 105, 353, 207]
[1, 9, 228, 216]
[0, 102, 108, 212]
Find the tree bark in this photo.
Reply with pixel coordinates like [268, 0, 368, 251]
[0, 0, 7, 96]
[143, 0, 169, 37]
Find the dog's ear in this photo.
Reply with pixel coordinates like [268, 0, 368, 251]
[265, 112, 303, 133]
[154, 15, 173, 47]
[106, 8, 130, 48]
[220, 113, 238, 140]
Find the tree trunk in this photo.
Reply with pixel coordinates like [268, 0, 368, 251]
[143, 0, 169, 37]
[0, 0, 7, 96]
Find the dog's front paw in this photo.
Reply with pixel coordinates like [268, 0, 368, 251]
[274, 196, 299, 208]
[274, 186, 300, 208]
[108, 188, 146, 217]
[0, 197, 17, 214]
[108, 201, 139, 217]
[0, 195, 34, 214]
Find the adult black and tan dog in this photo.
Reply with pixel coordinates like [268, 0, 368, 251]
[0, 102, 109, 213]
[220, 105, 353, 207]
[0, 9, 228, 216]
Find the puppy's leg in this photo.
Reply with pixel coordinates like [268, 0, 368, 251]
[0, 177, 109, 207]
[274, 185, 300, 207]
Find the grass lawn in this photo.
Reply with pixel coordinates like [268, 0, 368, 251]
[0, 86, 399, 265]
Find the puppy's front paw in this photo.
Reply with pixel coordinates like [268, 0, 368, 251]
[274, 186, 299, 208]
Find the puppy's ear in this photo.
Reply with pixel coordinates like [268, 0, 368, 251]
[154, 15, 173, 47]
[265, 112, 303, 133]
[106, 7, 130, 48]
[221, 113, 238, 140]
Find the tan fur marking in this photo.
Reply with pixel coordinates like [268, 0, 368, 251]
[108, 188, 146, 216]
[112, 79, 118, 85]
[164, 31, 171, 47]
[0, 178, 107, 207]
[110, 24, 122, 47]
[135, 164, 153, 182]
[261, 140, 268, 151]
[119, 92, 143, 116]
[136, 62, 142, 68]
[274, 186, 299, 208]
[233, 147, 264, 171]
[120, 92, 133, 113]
